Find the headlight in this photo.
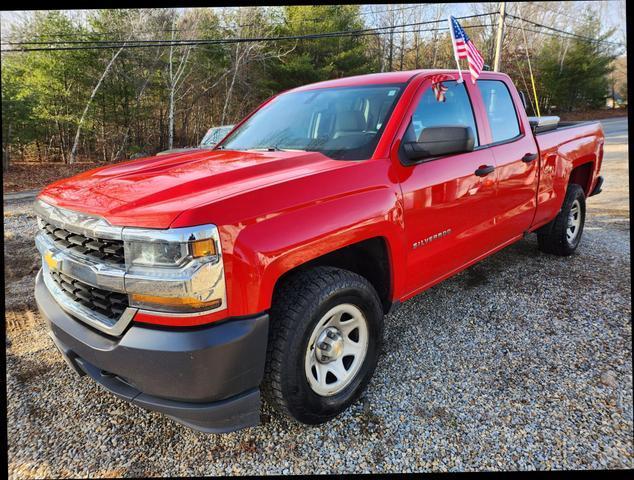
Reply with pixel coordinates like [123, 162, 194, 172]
[124, 226, 219, 269]
[126, 241, 190, 267]
[122, 225, 226, 314]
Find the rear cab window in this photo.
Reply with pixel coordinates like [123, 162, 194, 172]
[477, 80, 521, 144]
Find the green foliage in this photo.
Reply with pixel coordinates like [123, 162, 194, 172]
[2, 56, 37, 146]
[535, 15, 617, 113]
[2, 11, 99, 162]
[264, 6, 377, 93]
[0, 7, 623, 166]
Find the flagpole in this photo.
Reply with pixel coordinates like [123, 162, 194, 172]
[518, 6, 541, 116]
[448, 16, 464, 83]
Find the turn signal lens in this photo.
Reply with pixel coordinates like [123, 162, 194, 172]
[190, 238, 216, 258]
[130, 293, 222, 311]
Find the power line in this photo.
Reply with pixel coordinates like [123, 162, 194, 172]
[3, 11, 491, 46]
[13, 20, 289, 39]
[296, 4, 424, 24]
[5, 20, 277, 39]
[0, 24, 495, 53]
[1, 11, 622, 54]
[505, 22, 621, 50]
[364, 4, 423, 16]
[0, 5, 436, 40]
[1, 14, 492, 52]
[530, 3, 579, 22]
[506, 13, 624, 47]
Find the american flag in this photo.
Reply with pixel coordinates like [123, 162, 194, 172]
[430, 75, 448, 102]
[449, 16, 484, 83]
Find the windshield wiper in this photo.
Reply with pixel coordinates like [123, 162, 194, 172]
[234, 145, 308, 152]
[248, 145, 293, 152]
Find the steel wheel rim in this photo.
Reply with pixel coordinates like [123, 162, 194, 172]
[566, 199, 582, 243]
[304, 303, 369, 396]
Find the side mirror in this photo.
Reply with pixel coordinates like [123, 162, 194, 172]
[402, 126, 475, 162]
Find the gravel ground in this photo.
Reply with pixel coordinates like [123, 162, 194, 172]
[5, 134, 632, 476]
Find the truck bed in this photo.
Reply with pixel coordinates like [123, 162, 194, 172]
[531, 119, 604, 229]
[535, 120, 601, 136]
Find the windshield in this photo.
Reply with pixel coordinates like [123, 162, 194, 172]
[218, 84, 405, 160]
[200, 125, 234, 147]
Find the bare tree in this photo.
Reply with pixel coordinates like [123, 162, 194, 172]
[166, 11, 197, 149]
[113, 46, 164, 160]
[69, 46, 126, 163]
[219, 7, 296, 125]
[69, 11, 145, 163]
[430, 3, 443, 67]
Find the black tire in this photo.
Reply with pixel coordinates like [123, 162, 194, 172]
[263, 266, 384, 425]
[537, 183, 586, 256]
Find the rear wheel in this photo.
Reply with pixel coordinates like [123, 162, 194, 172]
[263, 266, 384, 425]
[537, 183, 586, 256]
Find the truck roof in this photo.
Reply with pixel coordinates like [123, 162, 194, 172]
[290, 69, 510, 92]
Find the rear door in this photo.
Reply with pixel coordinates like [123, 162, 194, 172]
[474, 79, 540, 238]
[391, 77, 499, 296]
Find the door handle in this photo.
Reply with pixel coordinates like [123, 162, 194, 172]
[475, 165, 495, 177]
[522, 152, 538, 163]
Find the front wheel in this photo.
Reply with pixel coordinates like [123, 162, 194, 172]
[537, 183, 586, 256]
[263, 266, 384, 425]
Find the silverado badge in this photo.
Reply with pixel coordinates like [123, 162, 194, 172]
[413, 229, 452, 249]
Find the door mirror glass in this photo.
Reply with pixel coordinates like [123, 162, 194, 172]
[402, 125, 475, 162]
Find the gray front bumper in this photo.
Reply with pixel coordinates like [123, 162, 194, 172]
[35, 269, 269, 433]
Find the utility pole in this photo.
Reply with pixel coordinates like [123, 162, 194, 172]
[493, 2, 506, 72]
[388, 27, 394, 71]
[388, 5, 394, 71]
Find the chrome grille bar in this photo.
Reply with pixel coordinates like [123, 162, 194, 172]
[41, 263, 137, 336]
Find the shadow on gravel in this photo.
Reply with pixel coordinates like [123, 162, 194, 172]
[11, 357, 51, 384]
[4, 234, 39, 284]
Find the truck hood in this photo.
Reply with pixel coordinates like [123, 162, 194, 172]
[39, 149, 346, 228]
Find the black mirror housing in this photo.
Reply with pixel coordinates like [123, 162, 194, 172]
[402, 126, 475, 162]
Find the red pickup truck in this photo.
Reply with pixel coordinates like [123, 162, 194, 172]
[34, 69, 604, 433]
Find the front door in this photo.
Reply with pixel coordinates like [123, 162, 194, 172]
[392, 78, 500, 297]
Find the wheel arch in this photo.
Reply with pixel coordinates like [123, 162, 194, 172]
[271, 237, 395, 314]
[568, 160, 595, 196]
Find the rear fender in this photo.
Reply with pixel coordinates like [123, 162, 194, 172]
[569, 160, 595, 196]
[533, 133, 599, 228]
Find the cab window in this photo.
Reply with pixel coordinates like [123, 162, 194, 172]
[477, 80, 521, 143]
[409, 81, 479, 147]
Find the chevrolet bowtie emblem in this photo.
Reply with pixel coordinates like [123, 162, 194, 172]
[44, 251, 59, 271]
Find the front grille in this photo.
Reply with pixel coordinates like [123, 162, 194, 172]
[40, 221, 124, 265]
[49, 270, 129, 320]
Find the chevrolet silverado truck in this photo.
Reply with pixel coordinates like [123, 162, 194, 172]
[34, 69, 604, 433]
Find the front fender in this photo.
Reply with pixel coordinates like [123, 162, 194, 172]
[170, 158, 406, 319]
[229, 183, 405, 315]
